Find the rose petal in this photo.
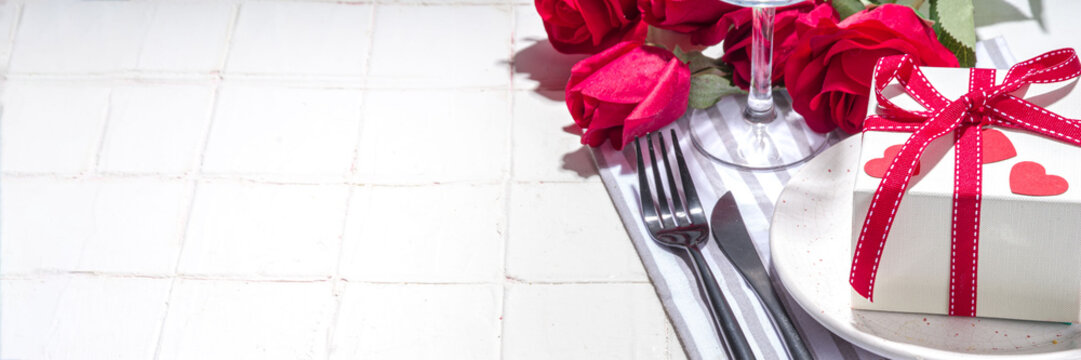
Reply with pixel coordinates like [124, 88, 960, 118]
[817, 61, 864, 118]
[579, 45, 674, 103]
[590, 99, 638, 131]
[576, 0, 625, 46]
[623, 57, 690, 145]
[839, 48, 898, 88]
[567, 41, 640, 90]
[840, 94, 869, 133]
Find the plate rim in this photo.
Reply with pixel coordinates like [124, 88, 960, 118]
[769, 135, 1081, 360]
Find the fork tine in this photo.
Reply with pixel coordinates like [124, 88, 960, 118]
[656, 132, 688, 226]
[635, 137, 660, 231]
[648, 133, 675, 229]
[670, 129, 706, 223]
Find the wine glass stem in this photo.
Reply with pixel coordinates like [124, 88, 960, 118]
[746, 6, 775, 123]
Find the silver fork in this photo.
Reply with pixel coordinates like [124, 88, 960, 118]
[635, 130, 755, 360]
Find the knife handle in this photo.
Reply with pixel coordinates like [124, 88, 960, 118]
[689, 247, 756, 360]
[756, 277, 814, 360]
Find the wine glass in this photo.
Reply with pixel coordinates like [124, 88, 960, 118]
[689, 0, 831, 171]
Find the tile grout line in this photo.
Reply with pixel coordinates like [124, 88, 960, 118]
[1, 171, 559, 186]
[0, 269, 652, 284]
[130, 2, 158, 73]
[217, 2, 243, 74]
[0, 270, 653, 287]
[190, 1, 240, 176]
[150, 181, 200, 360]
[0, 172, 595, 189]
[324, 184, 357, 360]
[151, 5, 241, 358]
[90, 88, 116, 172]
[499, 4, 517, 359]
[363, 1, 377, 87]
[666, 317, 679, 360]
[1, 73, 517, 92]
[348, 2, 377, 177]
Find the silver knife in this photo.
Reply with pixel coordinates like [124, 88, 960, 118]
[711, 191, 813, 360]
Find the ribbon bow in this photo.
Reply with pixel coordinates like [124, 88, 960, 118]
[850, 49, 1081, 317]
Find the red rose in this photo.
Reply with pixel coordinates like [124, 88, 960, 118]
[638, 0, 741, 46]
[566, 41, 690, 149]
[535, 0, 647, 54]
[721, 1, 837, 90]
[785, 4, 958, 133]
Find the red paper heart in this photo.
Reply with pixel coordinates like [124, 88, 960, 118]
[982, 129, 1016, 164]
[1010, 161, 1068, 196]
[865, 144, 921, 178]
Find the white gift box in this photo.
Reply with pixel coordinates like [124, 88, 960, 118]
[849, 66, 1081, 323]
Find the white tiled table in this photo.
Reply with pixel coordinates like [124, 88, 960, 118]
[0, 1, 683, 359]
[5, 0, 1077, 359]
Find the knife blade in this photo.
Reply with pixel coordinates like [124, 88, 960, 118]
[711, 191, 813, 360]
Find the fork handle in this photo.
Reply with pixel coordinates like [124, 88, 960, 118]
[689, 247, 755, 360]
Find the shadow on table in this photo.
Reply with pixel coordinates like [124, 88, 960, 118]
[560, 125, 599, 179]
[976, 0, 1045, 31]
[562, 147, 598, 178]
[504, 39, 600, 179]
[509, 38, 587, 101]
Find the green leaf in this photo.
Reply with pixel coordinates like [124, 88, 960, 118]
[689, 55, 719, 74]
[689, 72, 745, 109]
[673, 46, 721, 74]
[671, 45, 691, 63]
[832, 0, 866, 20]
[895, 0, 924, 10]
[929, 0, 976, 67]
[934, 26, 976, 67]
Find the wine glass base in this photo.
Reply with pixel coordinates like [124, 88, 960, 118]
[688, 91, 833, 172]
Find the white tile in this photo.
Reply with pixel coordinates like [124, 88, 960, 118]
[340, 184, 503, 283]
[503, 283, 668, 359]
[10, 2, 152, 73]
[367, 5, 511, 88]
[507, 183, 647, 281]
[157, 280, 334, 360]
[330, 283, 501, 359]
[177, 182, 348, 278]
[201, 86, 363, 179]
[226, 2, 372, 76]
[1, 83, 109, 173]
[355, 90, 510, 183]
[138, 3, 234, 72]
[0, 277, 171, 360]
[513, 90, 598, 182]
[0, 179, 191, 275]
[512, 5, 588, 90]
[98, 85, 215, 174]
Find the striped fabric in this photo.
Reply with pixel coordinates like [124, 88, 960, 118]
[591, 39, 1014, 359]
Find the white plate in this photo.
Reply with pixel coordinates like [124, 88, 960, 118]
[770, 135, 1081, 359]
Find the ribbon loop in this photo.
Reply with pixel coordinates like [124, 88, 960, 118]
[851, 49, 1081, 315]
